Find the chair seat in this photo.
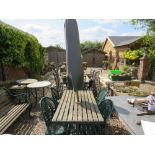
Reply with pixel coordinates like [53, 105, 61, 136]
[46, 125, 65, 135]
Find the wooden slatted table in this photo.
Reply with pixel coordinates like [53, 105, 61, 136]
[52, 90, 104, 126]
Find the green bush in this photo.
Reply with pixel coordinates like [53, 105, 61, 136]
[123, 65, 129, 71]
[124, 50, 143, 61]
[80, 41, 103, 54]
[0, 21, 45, 76]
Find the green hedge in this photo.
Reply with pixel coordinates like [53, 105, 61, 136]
[0, 21, 45, 76]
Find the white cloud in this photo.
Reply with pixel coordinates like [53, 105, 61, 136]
[79, 25, 115, 42]
[10, 20, 143, 48]
[120, 31, 146, 36]
[23, 24, 49, 32]
[93, 19, 129, 29]
[22, 24, 64, 47]
[93, 19, 120, 24]
[21, 23, 115, 47]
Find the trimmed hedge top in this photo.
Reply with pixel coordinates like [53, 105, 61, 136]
[0, 21, 45, 75]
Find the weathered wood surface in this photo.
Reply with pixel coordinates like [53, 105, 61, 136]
[0, 90, 30, 134]
[106, 96, 155, 135]
[52, 90, 104, 123]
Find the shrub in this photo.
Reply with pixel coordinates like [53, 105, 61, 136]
[124, 50, 143, 61]
[123, 65, 129, 71]
[0, 21, 45, 76]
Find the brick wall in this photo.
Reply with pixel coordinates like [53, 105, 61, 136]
[82, 50, 104, 67]
[48, 51, 66, 63]
[103, 39, 116, 58]
[3, 65, 28, 81]
[138, 56, 148, 81]
[47, 46, 104, 67]
[103, 39, 129, 58]
[47, 46, 66, 64]
[115, 46, 129, 58]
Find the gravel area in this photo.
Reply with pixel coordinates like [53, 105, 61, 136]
[3, 68, 155, 135]
[139, 83, 155, 94]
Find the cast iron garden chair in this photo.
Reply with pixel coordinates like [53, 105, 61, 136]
[50, 86, 59, 108]
[89, 99, 114, 135]
[3, 87, 27, 103]
[39, 97, 65, 135]
[99, 99, 114, 125]
[98, 99, 114, 134]
[96, 87, 108, 105]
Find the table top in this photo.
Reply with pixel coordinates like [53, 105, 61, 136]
[52, 90, 104, 123]
[27, 81, 51, 88]
[9, 85, 26, 90]
[106, 95, 155, 135]
[16, 78, 38, 85]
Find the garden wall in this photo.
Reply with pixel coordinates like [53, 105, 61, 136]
[3, 65, 28, 81]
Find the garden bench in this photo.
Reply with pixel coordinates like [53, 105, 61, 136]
[0, 89, 31, 134]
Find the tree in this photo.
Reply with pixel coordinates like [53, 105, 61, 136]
[54, 44, 64, 50]
[131, 19, 155, 34]
[131, 19, 155, 80]
[131, 19, 155, 50]
[80, 41, 103, 54]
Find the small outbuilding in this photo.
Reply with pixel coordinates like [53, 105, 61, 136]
[82, 48, 106, 67]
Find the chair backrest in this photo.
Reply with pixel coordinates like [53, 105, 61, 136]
[50, 86, 60, 108]
[39, 97, 56, 126]
[96, 88, 108, 105]
[51, 86, 59, 99]
[3, 87, 27, 103]
[3, 87, 15, 96]
[98, 99, 114, 124]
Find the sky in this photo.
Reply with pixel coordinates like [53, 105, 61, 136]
[2, 19, 146, 48]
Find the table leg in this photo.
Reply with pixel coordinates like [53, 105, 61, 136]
[35, 88, 38, 105]
[43, 87, 45, 96]
[27, 88, 32, 105]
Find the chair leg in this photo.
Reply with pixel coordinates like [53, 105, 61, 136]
[28, 103, 33, 118]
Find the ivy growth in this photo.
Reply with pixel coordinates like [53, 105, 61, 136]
[0, 21, 45, 76]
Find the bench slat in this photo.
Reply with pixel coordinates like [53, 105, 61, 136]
[0, 103, 14, 118]
[0, 103, 28, 124]
[0, 103, 29, 134]
[0, 90, 30, 134]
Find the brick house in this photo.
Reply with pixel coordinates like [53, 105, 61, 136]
[102, 36, 142, 68]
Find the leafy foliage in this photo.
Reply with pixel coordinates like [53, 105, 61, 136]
[131, 19, 155, 34]
[80, 41, 103, 53]
[141, 35, 155, 50]
[0, 21, 45, 75]
[123, 65, 129, 71]
[54, 44, 64, 50]
[124, 50, 143, 61]
[130, 20, 155, 79]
